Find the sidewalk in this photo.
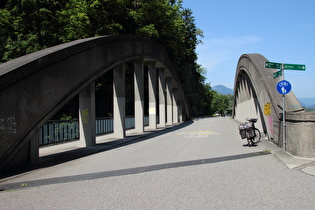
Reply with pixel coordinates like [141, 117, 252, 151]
[259, 137, 315, 176]
[232, 118, 315, 177]
[1, 124, 184, 179]
[39, 123, 183, 157]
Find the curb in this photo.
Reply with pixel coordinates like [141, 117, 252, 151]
[259, 138, 315, 176]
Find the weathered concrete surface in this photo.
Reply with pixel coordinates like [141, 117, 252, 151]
[285, 112, 315, 157]
[233, 54, 314, 157]
[0, 35, 189, 171]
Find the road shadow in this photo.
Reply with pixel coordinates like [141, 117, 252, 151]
[243, 144, 258, 147]
[0, 121, 193, 179]
[0, 151, 271, 192]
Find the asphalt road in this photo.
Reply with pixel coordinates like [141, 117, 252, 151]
[1, 117, 314, 209]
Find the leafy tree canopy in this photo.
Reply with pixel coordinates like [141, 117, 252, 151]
[0, 0, 223, 117]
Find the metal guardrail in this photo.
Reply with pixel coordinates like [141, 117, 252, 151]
[39, 120, 79, 146]
[39, 116, 151, 146]
[96, 117, 114, 134]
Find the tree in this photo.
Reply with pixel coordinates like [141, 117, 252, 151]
[0, 0, 65, 62]
[212, 92, 231, 116]
[58, 0, 92, 42]
[1, 0, 215, 118]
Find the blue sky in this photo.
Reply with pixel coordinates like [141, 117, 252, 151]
[182, 0, 315, 98]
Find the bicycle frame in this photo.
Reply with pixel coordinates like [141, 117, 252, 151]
[239, 118, 261, 146]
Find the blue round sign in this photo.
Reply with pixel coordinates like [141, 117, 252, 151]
[276, 80, 291, 95]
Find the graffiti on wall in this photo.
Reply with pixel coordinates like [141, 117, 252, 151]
[82, 109, 89, 124]
[0, 117, 17, 134]
[264, 102, 274, 134]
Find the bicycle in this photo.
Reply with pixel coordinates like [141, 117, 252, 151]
[238, 118, 261, 146]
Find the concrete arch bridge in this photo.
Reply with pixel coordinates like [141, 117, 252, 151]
[233, 54, 315, 157]
[0, 35, 189, 171]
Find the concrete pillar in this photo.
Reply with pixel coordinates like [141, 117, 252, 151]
[179, 103, 183, 122]
[148, 61, 157, 129]
[166, 77, 173, 125]
[172, 88, 179, 124]
[113, 64, 126, 138]
[79, 82, 96, 147]
[158, 68, 166, 127]
[30, 132, 39, 163]
[134, 59, 144, 133]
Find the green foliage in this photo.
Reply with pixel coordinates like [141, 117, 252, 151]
[211, 92, 233, 116]
[1, 0, 217, 117]
[58, 0, 92, 42]
[1, 0, 65, 61]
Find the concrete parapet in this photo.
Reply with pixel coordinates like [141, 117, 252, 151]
[284, 112, 315, 157]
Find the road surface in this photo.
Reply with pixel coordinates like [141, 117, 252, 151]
[0, 117, 314, 209]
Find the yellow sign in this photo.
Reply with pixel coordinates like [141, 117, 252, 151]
[264, 102, 271, 116]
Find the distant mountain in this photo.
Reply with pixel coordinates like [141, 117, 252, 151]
[212, 85, 233, 95]
[298, 98, 315, 108]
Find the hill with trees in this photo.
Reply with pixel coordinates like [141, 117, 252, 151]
[212, 85, 233, 95]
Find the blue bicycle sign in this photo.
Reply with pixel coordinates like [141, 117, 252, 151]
[276, 80, 291, 95]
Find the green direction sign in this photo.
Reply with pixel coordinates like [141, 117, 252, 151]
[284, 64, 306, 71]
[265, 61, 282, 69]
[273, 70, 282, 79]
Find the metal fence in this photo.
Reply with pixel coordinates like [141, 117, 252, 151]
[96, 117, 113, 134]
[39, 120, 79, 146]
[39, 116, 151, 146]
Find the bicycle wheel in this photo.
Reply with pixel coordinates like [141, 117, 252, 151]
[252, 128, 261, 143]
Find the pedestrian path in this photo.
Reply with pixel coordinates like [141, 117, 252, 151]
[259, 137, 315, 176]
[2, 118, 315, 180]
[39, 123, 182, 157]
[40, 119, 315, 177]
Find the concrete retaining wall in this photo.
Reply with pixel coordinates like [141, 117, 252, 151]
[283, 112, 315, 157]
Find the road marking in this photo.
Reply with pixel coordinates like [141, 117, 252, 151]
[176, 130, 220, 138]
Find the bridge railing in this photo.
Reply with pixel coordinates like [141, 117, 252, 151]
[39, 116, 152, 146]
[39, 120, 79, 146]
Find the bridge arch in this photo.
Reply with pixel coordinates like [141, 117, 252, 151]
[0, 35, 189, 171]
[233, 54, 310, 153]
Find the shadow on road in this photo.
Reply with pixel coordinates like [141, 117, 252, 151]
[0, 121, 194, 179]
[0, 150, 270, 192]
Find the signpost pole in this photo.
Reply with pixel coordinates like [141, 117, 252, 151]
[266, 60, 305, 152]
[281, 62, 286, 152]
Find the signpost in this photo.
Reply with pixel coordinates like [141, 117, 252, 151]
[265, 61, 306, 152]
[265, 61, 306, 71]
[265, 61, 282, 69]
[284, 64, 306, 71]
[276, 80, 291, 95]
[273, 70, 282, 79]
